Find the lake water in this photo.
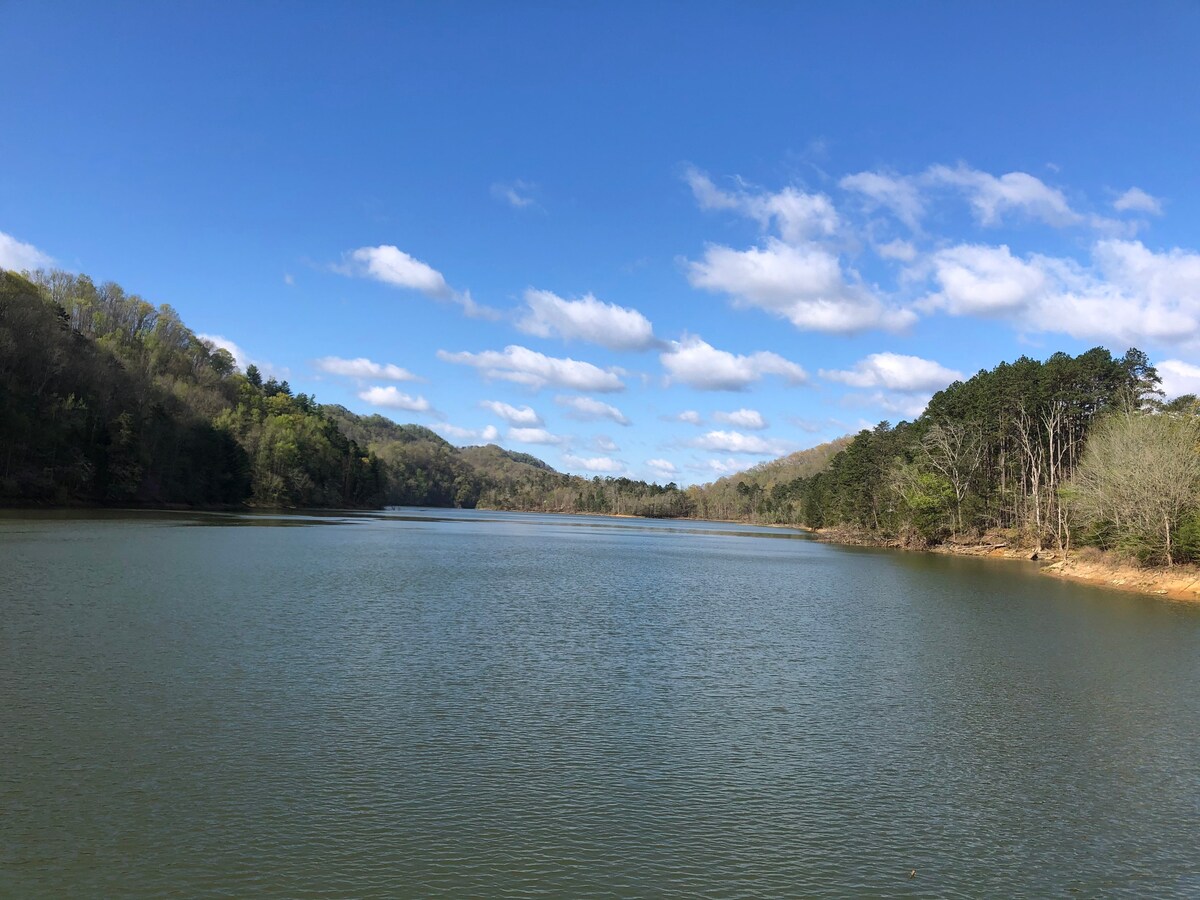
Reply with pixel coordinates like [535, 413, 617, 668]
[2, 508, 1198, 897]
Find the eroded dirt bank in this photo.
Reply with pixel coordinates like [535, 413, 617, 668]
[813, 527, 1200, 603]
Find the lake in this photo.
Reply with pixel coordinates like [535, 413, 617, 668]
[2, 508, 1198, 897]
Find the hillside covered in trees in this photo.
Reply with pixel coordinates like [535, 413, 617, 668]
[0, 267, 688, 514]
[755, 349, 1200, 566]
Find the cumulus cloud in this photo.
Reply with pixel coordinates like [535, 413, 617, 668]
[199, 334, 250, 370]
[843, 391, 931, 420]
[556, 394, 630, 425]
[481, 400, 542, 426]
[1113, 187, 1163, 216]
[840, 171, 924, 231]
[820, 352, 962, 393]
[685, 167, 918, 334]
[684, 166, 839, 241]
[646, 458, 679, 477]
[660, 336, 806, 391]
[690, 430, 786, 455]
[562, 454, 624, 473]
[491, 179, 537, 209]
[919, 239, 1200, 349]
[876, 239, 918, 262]
[919, 243, 1052, 316]
[342, 245, 450, 296]
[1158, 360, 1200, 399]
[314, 356, 418, 381]
[438, 345, 625, 392]
[688, 238, 915, 333]
[516, 289, 657, 351]
[700, 457, 745, 476]
[435, 423, 501, 443]
[508, 427, 565, 445]
[674, 410, 703, 425]
[339, 244, 499, 319]
[926, 163, 1082, 227]
[199, 334, 289, 380]
[0, 231, 53, 270]
[358, 386, 431, 412]
[713, 408, 767, 430]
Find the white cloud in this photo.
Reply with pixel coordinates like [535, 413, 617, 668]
[516, 289, 657, 351]
[556, 394, 630, 425]
[685, 167, 916, 334]
[508, 427, 565, 445]
[438, 345, 625, 392]
[675, 410, 703, 425]
[592, 435, 620, 452]
[1113, 187, 1163, 216]
[927, 163, 1081, 227]
[0, 231, 53, 271]
[684, 166, 839, 242]
[840, 171, 924, 230]
[199, 334, 250, 369]
[646, 458, 679, 477]
[877, 239, 918, 262]
[481, 400, 543, 426]
[820, 352, 962, 392]
[690, 430, 786, 455]
[687, 238, 916, 333]
[661, 336, 807, 391]
[843, 391, 931, 420]
[435, 423, 501, 443]
[343, 245, 450, 296]
[358, 386, 431, 412]
[491, 179, 537, 209]
[788, 416, 826, 434]
[700, 457, 745, 476]
[199, 334, 289, 380]
[919, 243, 1051, 316]
[314, 356, 418, 382]
[919, 239, 1200, 349]
[713, 408, 767, 430]
[339, 244, 500, 319]
[1158, 360, 1200, 399]
[562, 453, 624, 473]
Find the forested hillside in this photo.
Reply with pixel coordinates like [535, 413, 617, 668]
[684, 437, 852, 521]
[1, 269, 382, 507]
[768, 349, 1200, 565]
[0, 267, 689, 513]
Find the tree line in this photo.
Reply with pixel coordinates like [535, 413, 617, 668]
[704, 347, 1200, 567]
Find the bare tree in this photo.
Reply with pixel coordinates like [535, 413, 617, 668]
[1065, 412, 1200, 566]
[920, 421, 983, 538]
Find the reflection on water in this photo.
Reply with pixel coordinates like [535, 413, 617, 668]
[2, 508, 1198, 897]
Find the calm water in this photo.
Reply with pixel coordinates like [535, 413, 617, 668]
[2, 509, 1198, 898]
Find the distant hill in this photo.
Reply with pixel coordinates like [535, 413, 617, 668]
[684, 436, 853, 523]
[710, 436, 854, 491]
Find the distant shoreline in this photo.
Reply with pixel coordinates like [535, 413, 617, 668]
[7, 501, 1196, 602]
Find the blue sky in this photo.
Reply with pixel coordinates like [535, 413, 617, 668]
[4, 2, 1200, 484]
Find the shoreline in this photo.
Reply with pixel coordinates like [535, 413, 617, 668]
[7, 500, 1197, 602]
[811, 527, 1200, 603]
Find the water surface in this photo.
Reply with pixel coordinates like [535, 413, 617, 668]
[2, 508, 1198, 897]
